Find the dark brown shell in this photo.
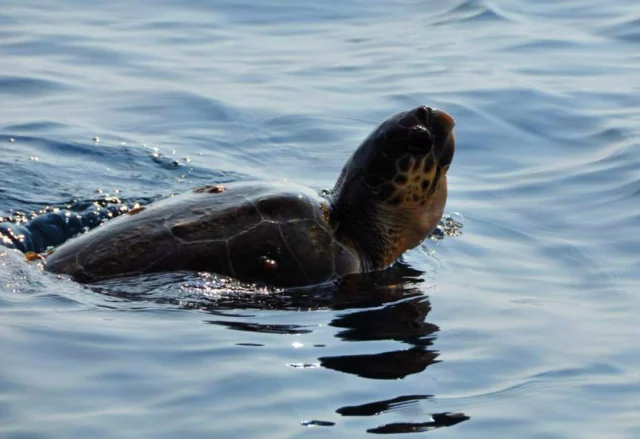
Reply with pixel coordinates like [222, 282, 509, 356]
[44, 181, 360, 288]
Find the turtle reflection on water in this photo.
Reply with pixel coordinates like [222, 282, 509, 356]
[45, 106, 456, 288]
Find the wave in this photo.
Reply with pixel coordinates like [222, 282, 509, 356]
[429, 0, 511, 27]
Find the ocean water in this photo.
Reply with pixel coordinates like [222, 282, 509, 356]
[1, 0, 639, 437]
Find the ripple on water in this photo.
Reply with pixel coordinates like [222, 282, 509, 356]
[2, 121, 71, 133]
[237, 113, 371, 184]
[598, 15, 640, 42]
[0, 76, 71, 97]
[429, 0, 511, 27]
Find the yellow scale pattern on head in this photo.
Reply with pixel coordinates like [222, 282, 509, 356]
[388, 151, 438, 208]
[375, 150, 441, 268]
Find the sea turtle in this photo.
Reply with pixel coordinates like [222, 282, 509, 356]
[45, 106, 456, 288]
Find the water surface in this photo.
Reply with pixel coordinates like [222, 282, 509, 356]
[1, 0, 639, 437]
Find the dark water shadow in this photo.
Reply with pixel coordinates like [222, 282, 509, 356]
[367, 412, 470, 434]
[87, 262, 470, 434]
[318, 273, 440, 380]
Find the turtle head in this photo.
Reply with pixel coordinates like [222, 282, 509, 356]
[332, 106, 455, 270]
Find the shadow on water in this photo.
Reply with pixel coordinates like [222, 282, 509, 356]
[88, 262, 470, 434]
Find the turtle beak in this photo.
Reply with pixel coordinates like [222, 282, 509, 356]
[432, 109, 455, 134]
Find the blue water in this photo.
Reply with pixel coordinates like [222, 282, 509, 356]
[1, 0, 640, 437]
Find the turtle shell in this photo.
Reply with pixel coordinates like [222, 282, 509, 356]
[45, 181, 360, 287]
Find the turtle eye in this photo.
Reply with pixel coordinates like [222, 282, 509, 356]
[407, 126, 434, 154]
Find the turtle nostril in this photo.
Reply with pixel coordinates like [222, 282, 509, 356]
[412, 106, 430, 124]
[432, 109, 455, 133]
